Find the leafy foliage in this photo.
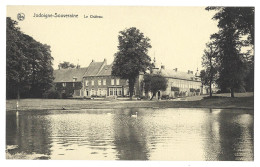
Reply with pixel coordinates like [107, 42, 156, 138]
[206, 7, 254, 45]
[171, 86, 179, 91]
[205, 7, 254, 97]
[112, 27, 152, 98]
[58, 61, 76, 69]
[6, 17, 54, 99]
[55, 82, 82, 98]
[42, 85, 61, 99]
[201, 42, 218, 97]
[143, 73, 167, 100]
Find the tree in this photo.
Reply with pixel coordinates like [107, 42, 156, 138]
[206, 7, 254, 45]
[112, 27, 152, 99]
[58, 61, 76, 69]
[7, 17, 30, 99]
[6, 17, 54, 99]
[206, 7, 254, 97]
[143, 74, 167, 100]
[201, 42, 218, 97]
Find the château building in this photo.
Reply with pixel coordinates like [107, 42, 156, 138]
[54, 59, 142, 98]
[53, 58, 203, 99]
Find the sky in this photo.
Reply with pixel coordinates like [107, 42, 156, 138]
[7, 6, 219, 72]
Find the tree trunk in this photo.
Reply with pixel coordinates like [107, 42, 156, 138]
[150, 92, 155, 100]
[209, 56, 213, 98]
[209, 80, 212, 97]
[129, 78, 135, 100]
[231, 88, 235, 98]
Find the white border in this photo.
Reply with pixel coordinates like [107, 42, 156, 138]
[0, 0, 258, 167]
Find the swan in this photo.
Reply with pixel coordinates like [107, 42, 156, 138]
[131, 112, 138, 118]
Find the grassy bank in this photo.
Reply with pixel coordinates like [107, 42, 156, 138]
[6, 92, 254, 111]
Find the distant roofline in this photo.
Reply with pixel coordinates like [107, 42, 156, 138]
[53, 67, 88, 71]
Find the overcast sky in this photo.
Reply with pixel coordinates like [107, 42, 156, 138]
[7, 6, 218, 72]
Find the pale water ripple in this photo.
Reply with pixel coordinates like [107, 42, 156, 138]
[6, 108, 253, 160]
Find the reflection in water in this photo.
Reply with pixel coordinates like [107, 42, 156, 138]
[112, 108, 149, 160]
[6, 111, 52, 159]
[6, 108, 253, 160]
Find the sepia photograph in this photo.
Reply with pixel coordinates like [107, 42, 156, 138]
[5, 5, 254, 162]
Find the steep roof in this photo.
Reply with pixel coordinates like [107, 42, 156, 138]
[158, 69, 200, 81]
[53, 67, 88, 82]
[97, 64, 113, 76]
[83, 62, 104, 77]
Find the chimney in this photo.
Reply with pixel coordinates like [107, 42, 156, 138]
[161, 65, 165, 70]
[190, 71, 193, 74]
[58, 65, 60, 70]
[174, 68, 178, 72]
[103, 58, 107, 65]
[188, 70, 190, 74]
[91, 59, 95, 63]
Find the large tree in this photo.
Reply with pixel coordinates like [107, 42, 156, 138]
[6, 17, 54, 99]
[143, 73, 167, 100]
[112, 27, 152, 99]
[206, 7, 254, 97]
[201, 42, 218, 97]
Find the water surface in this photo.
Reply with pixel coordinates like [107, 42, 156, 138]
[6, 108, 253, 160]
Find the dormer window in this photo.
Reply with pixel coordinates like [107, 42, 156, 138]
[73, 77, 77, 82]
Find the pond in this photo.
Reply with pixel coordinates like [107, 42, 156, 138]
[6, 108, 253, 160]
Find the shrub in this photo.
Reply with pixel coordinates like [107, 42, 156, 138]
[190, 88, 195, 92]
[171, 87, 179, 91]
[139, 95, 148, 100]
[43, 87, 61, 99]
[161, 95, 169, 100]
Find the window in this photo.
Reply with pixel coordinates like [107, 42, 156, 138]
[103, 79, 106, 85]
[98, 89, 102, 96]
[98, 80, 101, 86]
[91, 89, 95, 96]
[126, 79, 129, 85]
[114, 88, 117, 96]
[62, 83, 66, 87]
[73, 78, 77, 82]
[124, 88, 129, 96]
[102, 89, 106, 96]
[85, 80, 89, 86]
[110, 88, 113, 96]
[111, 79, 114, 85]
[116, 79, 120, 85]
[118, 89, 122, 96]
[91, 80, 94, 85]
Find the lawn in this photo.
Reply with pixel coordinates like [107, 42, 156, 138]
[6, 92, 254, 111]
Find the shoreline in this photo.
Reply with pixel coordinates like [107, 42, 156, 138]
[7, 106, 254, 113]
[6, 93, 254, 112]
